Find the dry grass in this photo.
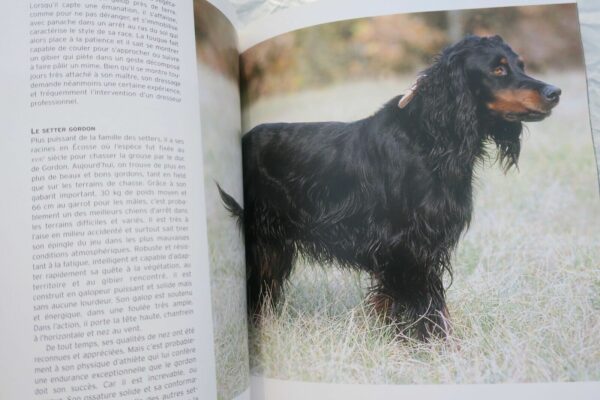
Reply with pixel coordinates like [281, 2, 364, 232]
[242, 71, 600, 383]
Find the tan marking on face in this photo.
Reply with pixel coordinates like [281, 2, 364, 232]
[487, 89, 547, 114]
[500, 57, 508, 65]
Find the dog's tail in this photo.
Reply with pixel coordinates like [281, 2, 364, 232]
[216, 183, 244, 227]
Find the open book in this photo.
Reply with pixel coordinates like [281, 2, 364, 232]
[1, 0, 599, 399]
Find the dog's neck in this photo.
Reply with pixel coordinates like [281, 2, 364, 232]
[401, 95, 488, 183]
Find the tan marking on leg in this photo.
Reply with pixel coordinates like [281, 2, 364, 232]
[370, 292, 393, 317]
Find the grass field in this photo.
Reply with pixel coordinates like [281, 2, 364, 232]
[241, 70, 600, 384]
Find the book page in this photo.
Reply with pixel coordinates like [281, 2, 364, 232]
[235, 0, 600, 398]
[193, 1, 250, 399]
[579, 0, 600, 175]
[0, 1, 231, 398]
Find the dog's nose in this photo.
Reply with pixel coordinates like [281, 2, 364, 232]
[542, 85, 561, 103]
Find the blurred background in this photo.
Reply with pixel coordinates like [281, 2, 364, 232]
[240, 4, 584, 105]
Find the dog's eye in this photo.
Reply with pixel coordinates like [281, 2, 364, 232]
[493, 65, 507, 76]
[517, 61, 525, 71]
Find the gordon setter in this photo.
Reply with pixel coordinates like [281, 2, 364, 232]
[219, 35, 561, 340]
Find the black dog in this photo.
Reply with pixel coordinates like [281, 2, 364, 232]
[220, 35, 560, 340]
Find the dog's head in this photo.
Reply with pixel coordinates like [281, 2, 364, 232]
[401, 35, 560, 121]
[401, 35, 560, 170]
[461, 35, 560, 122]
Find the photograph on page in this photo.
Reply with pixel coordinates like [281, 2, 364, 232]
[231, 3, 600, 384]
[193, 0, 250, 399]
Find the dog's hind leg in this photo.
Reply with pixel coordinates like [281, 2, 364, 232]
[246, 238, 295, 319]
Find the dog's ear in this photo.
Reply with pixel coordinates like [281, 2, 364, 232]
[398, 74, 426, 109]
[416, 43, 479, 143]
[445, 51, 479, 138]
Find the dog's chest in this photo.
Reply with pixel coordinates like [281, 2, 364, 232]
[406, 167, 474, 241]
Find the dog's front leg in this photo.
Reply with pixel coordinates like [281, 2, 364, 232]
[371, 248, 451, 341]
